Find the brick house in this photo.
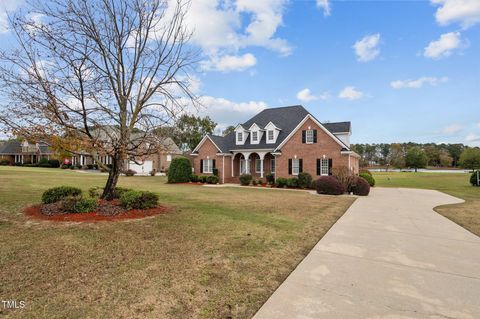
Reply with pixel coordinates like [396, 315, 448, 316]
[191, 105, 360, 183]
[0, 140, 55, 164]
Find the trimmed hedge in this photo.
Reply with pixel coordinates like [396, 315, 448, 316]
[239, 174, 252, 186]
[297, 172, 313, 189]
[266, 173, 275, 185]
[190, 174, 199, 183]
[286, 177, 299, 188]
[470, 170, 480, 186]
[120, 190, 159, 210]
[316, 176, 345, 195]
[350, 176, 371, 196]
[167, 157, 192, 183]
[72, 198, 97, 213]
[0, 159, 10, 165]
[198, 175, 208, 183]
[206, 175, 219, 184]
[275, 177, 288, 188]
[359, 172, 375, 187]
[42, 186, 82, 204]
[48, 159, 61, 168]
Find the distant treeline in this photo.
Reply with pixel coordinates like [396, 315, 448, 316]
[350, 143, 479, 168]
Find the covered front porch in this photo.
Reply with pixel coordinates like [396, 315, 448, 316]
[228, 151, 276, 182]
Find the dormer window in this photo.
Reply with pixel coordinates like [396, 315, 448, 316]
[237, 132, 243, 143]
[267, 130, 274, 142]
[252, 131, 258, 142]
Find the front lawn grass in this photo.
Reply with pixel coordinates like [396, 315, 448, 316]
[0, 167, 354, 319]
[373, 171, 480, 237]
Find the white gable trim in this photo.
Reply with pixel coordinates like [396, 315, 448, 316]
[192, 135, 222, 153]
[274, 114, 349, 152]
[265, 121, 282, 130]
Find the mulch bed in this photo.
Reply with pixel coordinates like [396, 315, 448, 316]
[25, 200, 169, 223]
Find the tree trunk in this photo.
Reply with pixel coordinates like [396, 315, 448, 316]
[415, 167, 418, 173]
[101, 154, 124, 200]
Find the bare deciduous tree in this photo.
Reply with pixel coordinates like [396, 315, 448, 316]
[0, 0, 198, 199]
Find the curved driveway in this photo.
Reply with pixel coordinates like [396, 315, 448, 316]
[254, 187, 480, 319]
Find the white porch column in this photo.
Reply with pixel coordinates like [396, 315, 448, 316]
[21, 155, 24, 164]
[257, 152, 267, 178]
[242, 152, 252, 175]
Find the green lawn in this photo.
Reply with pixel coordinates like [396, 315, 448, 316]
[0, 167, 354, 319]
[373, 171, 480, 236]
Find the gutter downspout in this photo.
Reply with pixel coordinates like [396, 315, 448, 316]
[222, 156, 225, 184]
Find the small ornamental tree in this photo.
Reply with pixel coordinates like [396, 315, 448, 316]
[167, 157, 192, 183]
[459, 148, 480, 170]
[470, 171, 480, 186]
[405, 147, 428, 172]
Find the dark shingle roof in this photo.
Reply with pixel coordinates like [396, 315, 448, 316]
[323, 122, 351, 133]
[0, 141, 21, 154]
[200, 105, 351, 153]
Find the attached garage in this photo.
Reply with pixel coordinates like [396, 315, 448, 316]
[128, 160, 153, 174]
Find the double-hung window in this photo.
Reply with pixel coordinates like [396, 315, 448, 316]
[270, 158, 276, 173]
[255, 158, 262, 173]
[203, 159, 213, 173]
[252, 131, 258, 142]
[306, 130, 314, 144]
[267, 130, 274, 142]
[237, 132, 243, 143]
[292, 158, 300, 175]
[320, 158, 329, 176]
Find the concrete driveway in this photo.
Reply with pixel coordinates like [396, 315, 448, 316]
[253, 187, 480, 319]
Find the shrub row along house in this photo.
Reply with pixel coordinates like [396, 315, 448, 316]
[192, 105, 360, 183]
[0, 137, 182, 174]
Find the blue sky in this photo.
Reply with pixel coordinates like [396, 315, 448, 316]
[1, 0, 479, 145]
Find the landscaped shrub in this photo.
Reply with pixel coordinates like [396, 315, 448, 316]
[38, 163, 52, 168]
[350, 176, 370, 196]
[212, 168, 219, 176]
[266, 173, 275, 185]
[120, 190, 159, 210]
[252, 179, 258, 186]
[48, 159, 60, 168]
[239, 174, 252, 186]
[316, 176, 345, 195]
[359, 169, 372, 176]
[88, 187, 103, 198]
[332, 166, 355, 192]
[470, 170, 480, 186]
[14, 162, 23, 166]
[0, 159, 9, 165]
[258, 178, 264, 185]
[42, 186, 82, 204]
[167, 156, 192, 183]
[60, 164, 70, 169]
[309, 180, 317, 189]
[23, 163, 38, 167]
[359, 172, 375, 187]
[86, 164, 94, 169]
[72, 198, 97, 213]
[206, 175, 219, 184]
[198, 175, 207, 183]
[39, 157, 49, 165]
[286, 177, 299, 188]
[190, 174, 199, 183]
[275, 177, 288, 188]
[113, 187, 132, 199]
[297, 172, 313, 189]
[124, 169, 136, 177]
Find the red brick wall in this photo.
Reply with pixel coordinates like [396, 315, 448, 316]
[275, 118, 358, 179]
[193, 138, 234, 182]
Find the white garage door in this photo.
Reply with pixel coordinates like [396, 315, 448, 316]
[128, 160, 153, 174]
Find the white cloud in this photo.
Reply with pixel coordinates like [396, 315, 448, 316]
[466, 133, 480, 142]
[477, 122, 480, 128]
[200, 53, 257, 72]
[353, 33, 381, 62]
[316, 0, 331, 16]
[183, 0, 291, 71]
[0, 0, 24, 34]
[296, 88, 329, 102]
[390, 76, 448, 89]
[297, 88, 317, 102]
[442, 124, 463, 135]
[338, 86, 364, 100]
[198, 95, 268, 127]
[431, 0, 480, 28]
[424, 32, 463, 59]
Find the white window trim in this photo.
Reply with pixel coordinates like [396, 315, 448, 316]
[203, 159, 213, 173]
[237, 132, 243, 143]
[166, 154, 172, 162]
[320, 158, 329, 176]
[306, 129, 314, 144]
[240, 159, 247, 175]
[255, 158, 262, 173]
[267, 130, 274, 142]
[252, 131, 258, 142]
[292, 158, 300, 176]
